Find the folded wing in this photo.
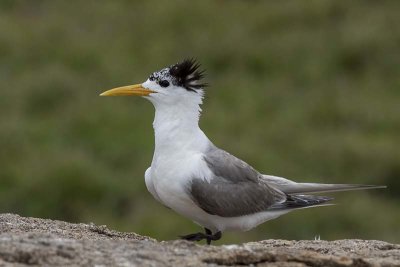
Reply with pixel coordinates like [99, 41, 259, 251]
[188, 146, 335, 217]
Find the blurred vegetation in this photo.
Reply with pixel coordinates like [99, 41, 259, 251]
[0, 1, 399, 244]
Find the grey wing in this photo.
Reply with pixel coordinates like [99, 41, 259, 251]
[189, 146, 287, 217]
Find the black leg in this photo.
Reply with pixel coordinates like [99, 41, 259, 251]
[180, 228, 222, 245]
[204, 227, 212, 244]
[212, 231, 222, 241]
[180, 232, 207, 242]
[205, 228, 212, 235]
[208, 230, 222, 245]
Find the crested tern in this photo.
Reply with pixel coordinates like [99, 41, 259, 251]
[100, 59, 385, 244]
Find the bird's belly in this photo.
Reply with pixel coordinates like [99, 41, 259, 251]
[144, 167, 163, 204]
[149, 153, 216, 227]
[151, 170, 198, 216]
[210, 210, 291, 232]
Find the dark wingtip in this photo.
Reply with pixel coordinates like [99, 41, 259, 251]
[270, 194, 334, 211]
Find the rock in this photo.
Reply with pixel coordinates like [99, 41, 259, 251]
[0, 214, 399, 266]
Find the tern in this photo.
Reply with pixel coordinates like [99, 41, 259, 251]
[100, 59, 385, 244]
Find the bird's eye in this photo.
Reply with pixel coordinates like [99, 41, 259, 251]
[159, 80, 170, 88]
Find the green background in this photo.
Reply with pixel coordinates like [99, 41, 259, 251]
[0, 1, 399, 244]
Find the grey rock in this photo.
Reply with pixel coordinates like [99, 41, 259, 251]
[0, 214, 399, 266]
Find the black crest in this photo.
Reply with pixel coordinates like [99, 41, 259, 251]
[169, 59, 207, 92]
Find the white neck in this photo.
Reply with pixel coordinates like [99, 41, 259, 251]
[151, 93, 210, 155]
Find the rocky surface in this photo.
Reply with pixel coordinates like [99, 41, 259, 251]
[0, 214, 399, 266]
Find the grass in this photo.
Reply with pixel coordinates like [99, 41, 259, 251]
[0, 1, 399, 244]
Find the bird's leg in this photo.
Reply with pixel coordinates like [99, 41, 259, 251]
[180, 228, 222, 245]
[179, 232, 207, 242]
[206, 229, 222, 245]
[204, 228, 212, 235]
[205, 228, 213, 244]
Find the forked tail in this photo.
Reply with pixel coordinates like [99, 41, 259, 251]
[263, 175, 386, 194]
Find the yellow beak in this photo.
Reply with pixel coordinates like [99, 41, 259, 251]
[100, 84, 156, 96]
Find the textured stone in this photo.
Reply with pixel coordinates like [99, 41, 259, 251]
[0, 214, 399, 266]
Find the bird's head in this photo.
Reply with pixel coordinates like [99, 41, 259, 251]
[100, 59, 207, 107]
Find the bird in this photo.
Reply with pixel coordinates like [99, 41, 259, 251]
[100, 59, 385, 245]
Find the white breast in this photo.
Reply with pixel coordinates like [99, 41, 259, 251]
[144, 167, 162, 204]
[150, 149, 208, 207]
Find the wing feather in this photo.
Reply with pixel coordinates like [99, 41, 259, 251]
[189, 146, 286, 217]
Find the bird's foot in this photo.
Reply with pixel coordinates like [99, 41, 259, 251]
[180, 228, 222, 245]
[180, 232, 207, 242]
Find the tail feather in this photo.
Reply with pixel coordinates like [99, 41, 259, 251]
[263, 175, 386, 194]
